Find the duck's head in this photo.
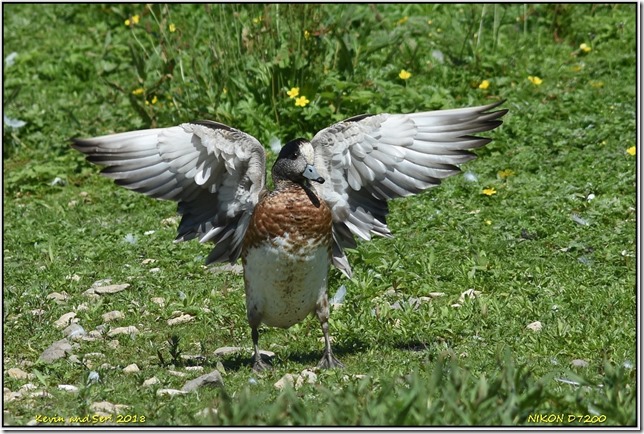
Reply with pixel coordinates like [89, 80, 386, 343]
[272, 138, 325, 186]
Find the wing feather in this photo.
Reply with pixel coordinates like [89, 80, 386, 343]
[311, 100, 507, 277]
[71, 122, 266, 264]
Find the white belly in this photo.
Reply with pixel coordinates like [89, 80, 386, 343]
[244, 235, 329, 328]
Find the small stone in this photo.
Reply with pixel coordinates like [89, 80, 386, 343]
[107, 326, 139, 337]
[295, 369, 317, 389]
[54, 312, 77, 329]
[123, 364, 140, 374]
[157, 388, 188, 397]
[185, 366, 204, 372]
[142, 376, 160, 387]
[46, 292, 69, 303]
[167, 314, 195, 326]
[7, 368, 30, 380]
[68, 355, 82, 364]
[28, 390, 52, 399]
[84, 352, 105, 359]
[63, 324, 86, 340]
[428, 292, 446, 298]
[102, 311, 125, 322]
[151, 297, 165, 307]
[181, 370, 224, 392]
[90, 401, 130, 414]
[39, 339, 73, 363]
[213, 346, 242, 357]
[167, 370, 186, 378]
[75, 302, 90, 312]
[213, 346, 274, 358]
[571, 359, 589, 368]
[107, 340, 120, 349]
[57, 384, 79, 393]
[30, 309, 45, 316]
[88, 330, 102, 339]
[274, 374, 295, 390]
[141, 258, 156, 265]
[92, 284, 130, 295]
[526, 321, 542, 332]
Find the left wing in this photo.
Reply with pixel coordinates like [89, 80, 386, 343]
[310, 101, 507, 277]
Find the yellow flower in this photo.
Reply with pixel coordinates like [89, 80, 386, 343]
[169, 23, 176, 33]
[478, 79, 490, 90]
[485, 219, 492, 225]
[579, 43, 591, 53]
[497, 168, 515, 179]
[287, 87, 300, 99]
[482, 187, 497, 196]
[571, 64, 583, 73]
[252, 16, 261, 24]
[294, 96, 310, 107]
[528, 76, 543, 86]
[397, 16, 409, 25]
[151, 95, 158, 104]
[125, 15, 140, 26]
[399, 69, 412, 80]
[131, 87, 144, 96]
[304, 30, 310, 40]
[590, 80, 604, 88]
[626, 146, 636, 156]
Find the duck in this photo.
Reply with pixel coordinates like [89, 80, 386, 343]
[71, 100, 507, 371]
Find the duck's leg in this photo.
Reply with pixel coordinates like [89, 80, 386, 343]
[251, 326, 271, 372]
[315, 292, 344, 369]
[247, 305, 271, 372]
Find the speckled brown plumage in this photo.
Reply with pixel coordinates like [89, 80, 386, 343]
[243, 184, 333, 254]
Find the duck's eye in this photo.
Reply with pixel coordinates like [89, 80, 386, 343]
[290, 151, 299, 160]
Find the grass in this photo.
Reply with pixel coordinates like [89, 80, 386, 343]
[2, 3, 638, 427]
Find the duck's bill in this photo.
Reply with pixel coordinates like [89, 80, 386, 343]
[303, 164, 325, 183]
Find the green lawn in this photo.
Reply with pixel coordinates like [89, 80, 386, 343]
[2, 3, 637, 426]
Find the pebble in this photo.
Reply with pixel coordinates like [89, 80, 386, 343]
[156, 388, 188, 397]
[123, 364, 140, 374]
[57, 384, 79, 393]
[106, 326, 139, 337]
[90, 401, 130, 414]
[102, 311, 125, 322]
[213, 346, 275, 358]
[571, 359, 589, 368]
[63, 324, 86, 340]
[46, 292, 69, 303]
[107, 340, 120, 349]
[526, 321, 543, 332]
[75, 302, 90, 312]
[29, 309, 46, 316]
[167, 370, 186, 378]
[151, 297, 165, 307]
[274, 374, 295, 390]
[167, 314, 195, 326]
[54, 312, 77, 329]
[7, 368, 30, 380]
[91, 283, 130, 295]
[181, 370, 224, 392]
[39, 339, 73, 363]
[295, 369, 317, 389]
[142, 377, 160, 387]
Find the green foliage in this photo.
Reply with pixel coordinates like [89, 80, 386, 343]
[2, 3, 637, 427]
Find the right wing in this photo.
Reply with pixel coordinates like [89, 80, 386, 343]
[71, 121, 267, 263]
